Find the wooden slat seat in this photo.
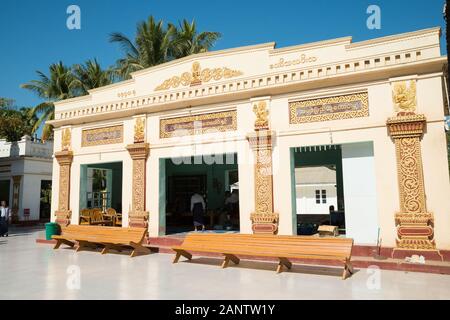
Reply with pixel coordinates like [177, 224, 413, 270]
[172, 234, 354, 279]
[52, 225, 150, 257]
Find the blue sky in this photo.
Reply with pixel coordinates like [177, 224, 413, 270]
[0, 0, 447, 108]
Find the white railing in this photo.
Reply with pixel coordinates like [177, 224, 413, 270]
[0, 135, 53, 159]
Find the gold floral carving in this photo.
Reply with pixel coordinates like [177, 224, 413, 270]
[289, 92, 369, 124]
[155, 61, 243, 91]
[61, 128, 71, 151]
[160, 111, 237, 138]
[81, 125, 123, 147]
[127, 143, 150, 231]
[247, 130, 279, 234]
[54, 150, 73, 226]
[392, 80, 417, 115]
[134, 117, 145, 143]
[253, 101, 269, 130]
[387, 114, 440, 256]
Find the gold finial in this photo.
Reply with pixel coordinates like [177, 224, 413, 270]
[190, 62, 202, 86]
[253, 101, 269, 130]
[392, 80, 417, 115]
[61, 128, 71, 151]
[134, 117, 145, 143]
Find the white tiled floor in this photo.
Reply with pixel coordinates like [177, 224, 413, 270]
[1, 228, 450, 300]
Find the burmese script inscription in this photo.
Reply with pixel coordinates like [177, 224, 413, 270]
[160, 111, 237, 138]
[82, 125, 124, 147]
[289, 92, 369, 124]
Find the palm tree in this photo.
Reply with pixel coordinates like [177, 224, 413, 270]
[110, 16, 221, 79]
[21, 62, 76, 141]
[170, 19, 221, 59]
[110, 16, 176, 79]
[72, 59, 115, 95]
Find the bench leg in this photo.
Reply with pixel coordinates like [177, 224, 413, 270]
[342, 259, 354, 280]
[276, 258, 292, 274]
[101, 243, 123, 255]
[129, 242, 151, 258]
[76, 240, 93, 252]
[173, 250, 193, 263]
[53, 239, 75, 250]
[221, 254, 240, 269]
[173, 252, 182, 264]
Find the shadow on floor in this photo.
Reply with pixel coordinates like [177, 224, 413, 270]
[181, 257, 358, 278]
[57, 245, 153, 257]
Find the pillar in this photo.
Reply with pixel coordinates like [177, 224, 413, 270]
[54, 128, 73, 226]
[246, 98, 279, 234]
[387, 80, 441, 258]
[11, 175, 21, 223]
[127, 116, 150, 231]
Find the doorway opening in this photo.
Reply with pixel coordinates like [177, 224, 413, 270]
[39, 180, 52, 221]
[163, 153, 240, 235]
[293, 145, 346, 236]
[79, 162, 123, 225]
[0, 180, 10, 207]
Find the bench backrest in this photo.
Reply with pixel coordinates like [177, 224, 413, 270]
[180, 233, 353, 259]
[60, 225, 146, 245]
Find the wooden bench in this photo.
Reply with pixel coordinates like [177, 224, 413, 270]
[172, 234, 354, 279]
[52, 225, 150, 257]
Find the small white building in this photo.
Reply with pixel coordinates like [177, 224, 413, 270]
[295, 166, 338, 215]
[0, 136, 53, 222]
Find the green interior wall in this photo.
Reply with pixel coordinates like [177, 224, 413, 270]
[164, 154, 238, 211]
[79, 162, 123, 212]
[293, 146, 345, 211]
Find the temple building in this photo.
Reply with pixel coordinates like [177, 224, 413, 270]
[48, 27, 450, 256]
[0, 136, 53, 222]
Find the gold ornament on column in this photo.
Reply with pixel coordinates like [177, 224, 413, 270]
[253, 101, 269, 130]
[392, 80, 417, 115]
[134, 117, 145, 143]
[61, 128, 72, 151]
[387, 80, 441, 259]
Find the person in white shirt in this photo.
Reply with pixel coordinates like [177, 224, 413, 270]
[190, 192, 206, 232]
[0, 201, 11, 237]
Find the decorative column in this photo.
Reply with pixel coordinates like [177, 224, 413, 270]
[127, 116, 150, 230]
[387, 80, 441, 258]
[247, 99, 279, 234]
[54, 128, 73, 226]
[11, 175, 21, 223]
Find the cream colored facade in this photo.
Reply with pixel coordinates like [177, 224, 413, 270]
[49, 27, 450, 251]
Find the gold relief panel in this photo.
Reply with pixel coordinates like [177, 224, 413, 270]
[81, 125, 124, 147]
[289, 92, 369, 124]
[160, 111, 237, 139]
[392, 80, 417, 115]
[134, 117, 146, 144]
[61, 128, 71, 151]
[155, 62, 243, 91]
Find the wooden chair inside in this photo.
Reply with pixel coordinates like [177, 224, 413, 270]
[79, 209, 91, 225]
[90, 208, 109, 226]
